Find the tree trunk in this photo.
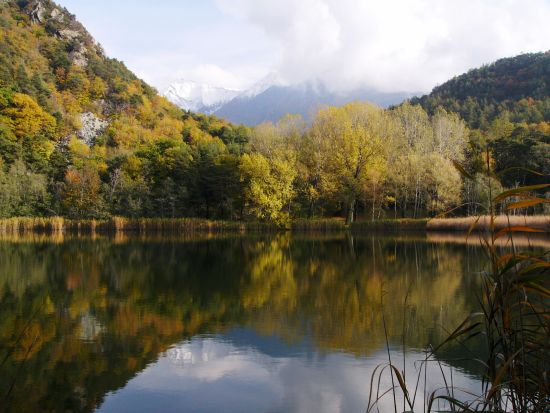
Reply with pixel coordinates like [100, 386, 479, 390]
[394, 186, 397, 219]
[371, 181, 376, 222]
[346, 199, 356, 225]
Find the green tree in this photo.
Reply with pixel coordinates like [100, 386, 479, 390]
[0, 159, 50, 217]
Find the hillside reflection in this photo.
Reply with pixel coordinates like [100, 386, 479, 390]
[0, 234, 492, 412]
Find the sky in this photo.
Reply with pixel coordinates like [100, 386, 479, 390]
[56, 0, 550, 94]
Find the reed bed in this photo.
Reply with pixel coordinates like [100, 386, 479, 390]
[0, 217, 249, 234]
[427, 214, 550, 232]
[1, 215, 548, 235]
[351, 218, 429, 232]
[291, 218, 346, 232]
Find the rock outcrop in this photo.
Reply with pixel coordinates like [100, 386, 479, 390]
[77, 112, 109, 146]
[29, 0, 47, 24]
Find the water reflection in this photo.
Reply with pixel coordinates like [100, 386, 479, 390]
[98, 333, 481, 413]
[0, 233, 535, 412]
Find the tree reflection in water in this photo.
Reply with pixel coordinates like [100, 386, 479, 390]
[0, 233, 518, 412]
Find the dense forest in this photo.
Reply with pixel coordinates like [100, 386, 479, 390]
[410, 52, 550, 201]
[0, 0, 548, 225]
[410, 52, 550, 128]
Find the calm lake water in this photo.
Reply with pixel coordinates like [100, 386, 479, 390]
[1, 232, 544, 413]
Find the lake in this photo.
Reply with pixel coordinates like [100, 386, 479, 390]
[0, 232, 544, 413]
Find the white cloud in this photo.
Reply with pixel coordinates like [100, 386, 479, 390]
[124, 55, 264, 91]
[216, 0, 550, 93]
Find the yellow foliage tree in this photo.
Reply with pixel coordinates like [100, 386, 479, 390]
[2, 93, 56, 138]
[310, 102, 386, 223]
[240, 152, 296, 226]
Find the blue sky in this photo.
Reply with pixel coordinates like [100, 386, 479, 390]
[56, 0, 550, 93]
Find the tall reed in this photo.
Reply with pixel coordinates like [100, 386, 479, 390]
[367, 171, 549, 411]
[0, 217, 252, 234]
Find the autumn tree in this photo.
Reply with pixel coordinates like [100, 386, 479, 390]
[387, 103, 468, 217]
[240, 152, 296, 226]
[1, 93, 56, 139]
[309, 102, 386, 224]
[239, 116, 303, 225]
[60, 165, 105, 218]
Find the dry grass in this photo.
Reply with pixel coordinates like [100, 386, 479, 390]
[427, 215, 550, 232]
[291, 218, 346, 231]
[0, 217, 249, 234]
[351, 218, 429, 231]
[1, 215, 548, 235]
[0, 216, 347, 234]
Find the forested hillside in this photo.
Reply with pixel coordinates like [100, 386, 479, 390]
[0, 0, 250, 219]
[411, 52, 550, 129]
[410, 52, 550, 194]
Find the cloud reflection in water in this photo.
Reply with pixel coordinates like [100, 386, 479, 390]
[97, 332, 481, 413]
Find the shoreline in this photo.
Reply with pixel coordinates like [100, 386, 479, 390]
[0, 215, 548, 234]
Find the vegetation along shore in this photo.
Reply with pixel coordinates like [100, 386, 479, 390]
[0, 215, 548, 234]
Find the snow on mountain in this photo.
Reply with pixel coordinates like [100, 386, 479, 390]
[163, 74, 284, 113]
[163, 80, 241, 113]
[239, 72, 286, 98]
[164, 75, 412, 125]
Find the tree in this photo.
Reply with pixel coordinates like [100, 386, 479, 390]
[2, 93, 56, 139]
[240, 152, 296, 226]
[0, 160, 50, 217]
[310, 102, 386, 224]
[60, 165, 105, 218]
[425, 154, 463, 213]
[107, 168, 149, 218]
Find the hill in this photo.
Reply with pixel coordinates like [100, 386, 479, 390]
[410, 52, 550, 189]
[0, 0, 249, 219]
[410, 52, 550, 129]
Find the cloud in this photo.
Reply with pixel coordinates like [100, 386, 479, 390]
[216, 0, 550, 93]
[125, 55, 261, 91]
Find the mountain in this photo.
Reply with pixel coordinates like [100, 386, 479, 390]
[410, 52, 550, 129]
[162, 72, 286, 119]
[165, 74, 413, 125]
[163, 80, 240, 113]
[214, 82, 412, 125]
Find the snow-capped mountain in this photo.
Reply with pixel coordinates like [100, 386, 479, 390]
[164, 75, 413, 125]
[212, 79, 413, 125]
[163, 80, 241, 113]
[239, 72, 286, 98]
